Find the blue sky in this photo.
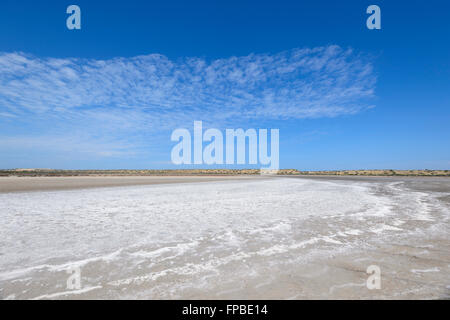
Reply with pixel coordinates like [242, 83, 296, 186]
[0, 0, 449, 170]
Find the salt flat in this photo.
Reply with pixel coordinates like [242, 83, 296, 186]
[0, 177, 449, 299]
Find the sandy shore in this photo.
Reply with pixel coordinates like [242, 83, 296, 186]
[0, 175, 266, 193]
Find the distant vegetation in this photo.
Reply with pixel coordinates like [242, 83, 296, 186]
[296, 169, 450, 176]
[0, 169, 449, 177]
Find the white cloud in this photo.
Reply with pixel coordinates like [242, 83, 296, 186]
[0, 134, 138, 158]
[0, 46, 376, 160]
[0, 45, 375, 123]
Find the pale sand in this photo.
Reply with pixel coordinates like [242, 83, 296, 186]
[0, 175, 267, 193]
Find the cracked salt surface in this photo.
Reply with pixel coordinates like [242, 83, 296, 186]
[0, 177, 449, 299]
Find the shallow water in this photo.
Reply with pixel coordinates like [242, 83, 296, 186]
[0, 177, 449, 299]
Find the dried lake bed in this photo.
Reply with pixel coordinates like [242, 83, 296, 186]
[0, 176, 449, 299]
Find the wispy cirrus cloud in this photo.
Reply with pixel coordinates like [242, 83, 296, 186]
[0, 45, 376, 163]
[0, 45, 375, 122]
